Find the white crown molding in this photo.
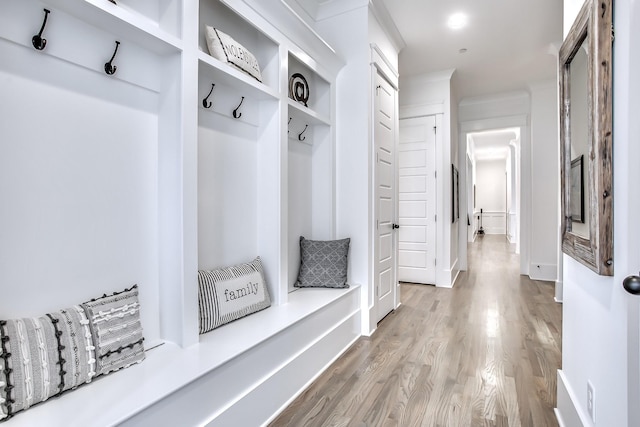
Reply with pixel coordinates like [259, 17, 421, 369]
[459, 90, 531, 107]
[402, 69, 456, 85]
[368, 0, 406, 52]
[315, 0, 369, 21]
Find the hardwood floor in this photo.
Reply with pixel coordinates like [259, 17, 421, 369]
[270, 235, 562, 427]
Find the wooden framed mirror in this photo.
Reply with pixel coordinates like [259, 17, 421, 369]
[559, 0, 613, 275]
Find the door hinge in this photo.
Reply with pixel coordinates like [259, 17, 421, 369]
[376, 220, 379, 230]
[434, 258, 437, 266]
[435, 214, 437, 222]
[435, 171, 437, 179]
[433, 126, 437, 134]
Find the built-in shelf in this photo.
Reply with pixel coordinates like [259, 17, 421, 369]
[198, 52, 279, 101]
[288, 98, 331, 126]
[45, 0, 183, 54]
[2, 0, 346, 423]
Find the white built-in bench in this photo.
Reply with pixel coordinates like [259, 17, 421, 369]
[5, 285, 361, 427]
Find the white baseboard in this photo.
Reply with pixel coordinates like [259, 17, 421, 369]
[555, 280, 563, 303]
[529, 262, 557, 282]
[118, 292, 361, 427]
[556, 369, 589, 427]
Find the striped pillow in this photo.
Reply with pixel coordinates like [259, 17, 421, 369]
[198, 257, 271, 334]
[0, 286, 145, 422]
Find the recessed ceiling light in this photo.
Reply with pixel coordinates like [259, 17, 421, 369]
[447, 13, 468, 30]
[459, 48, 468, 54]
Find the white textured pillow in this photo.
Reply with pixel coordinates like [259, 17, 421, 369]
[204, 26, 262, 82]
[198, 257, 271, 333]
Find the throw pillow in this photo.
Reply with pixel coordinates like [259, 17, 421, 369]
[198, 257, 271, 334]
[0, 286, 145, 422]
[295, 237, 350, 288]
[204, 26, 263, 82]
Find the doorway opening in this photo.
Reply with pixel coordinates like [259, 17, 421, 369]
[460, 125, 525, 273]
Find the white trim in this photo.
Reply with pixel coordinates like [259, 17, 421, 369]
[555, 280, 563, 303]
[265, 331, 360, 424]
[459, 114, 530, 277]
[277, 0, 338, 54]
[400, 102, 445, 119]
[459, 90, 531, 107]
[460, 115, 529, 133]
[316, 0, 369, 21]
[370, 44, 399, 89]
[556, 369, 588, 427]
[528, 263, 558, 282]
[368, 0, 406, 51]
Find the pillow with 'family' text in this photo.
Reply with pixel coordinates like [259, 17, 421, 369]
[198, 257, 271, 333]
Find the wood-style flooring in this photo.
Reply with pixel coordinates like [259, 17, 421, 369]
[270, 235, 562, 427]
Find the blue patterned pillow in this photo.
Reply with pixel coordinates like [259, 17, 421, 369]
[295, 237, 350, 288]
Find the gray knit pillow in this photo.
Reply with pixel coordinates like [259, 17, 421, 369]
[0, 286, 145, 422]
[295, 237, 350, 288]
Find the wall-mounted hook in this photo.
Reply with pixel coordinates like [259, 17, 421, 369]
[288, 117, 292, 134]
[104, 41, 121, 75]
[32, 9, 51, 51]
[202, 83, 215, 109]
[298, 124, 308, 141]
[232, 96, 245, 119]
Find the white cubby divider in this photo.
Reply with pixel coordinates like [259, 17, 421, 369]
[1, 0, 355, 424]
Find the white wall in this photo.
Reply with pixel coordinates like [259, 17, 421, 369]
[398, 71, 457, 287]
[557, 1, 640, 427]
[529, 81, 559, 281]
[317, 6, 371, 332]
[476, 159, 506, 212]
[475, 159, 507, 235]
[317, 3, 400, 334]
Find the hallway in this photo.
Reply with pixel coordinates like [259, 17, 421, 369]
[271, 235, 562, 426]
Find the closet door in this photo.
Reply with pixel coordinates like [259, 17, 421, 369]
[374, 71, 397, 322]
[397, 115, 437, 285]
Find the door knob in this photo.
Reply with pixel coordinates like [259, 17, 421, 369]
[392, 224, 400, 229]
[623, 275, 640, 295]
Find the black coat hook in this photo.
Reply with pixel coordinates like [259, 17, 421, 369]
[104, 41, 120, 75]
[232, 96, 244, 119]
[298, 124, 308, 141]
[203, 83, 215, 109]
[32, 9, 51, 51]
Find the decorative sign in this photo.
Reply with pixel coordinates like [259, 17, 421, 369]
[289, 73, 310, 107]
[205, 26, 262, 82]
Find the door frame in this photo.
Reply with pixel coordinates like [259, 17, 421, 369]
[366, 45, 400, 334]
[399, 103, 445, 289]
[458, 116, 530, 275]
[397, 115, 438, 285]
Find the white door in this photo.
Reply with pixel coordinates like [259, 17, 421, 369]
[397, 115, 438, 285]
[374, 71, 397, 322]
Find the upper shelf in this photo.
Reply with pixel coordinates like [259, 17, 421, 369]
[198, 51, 279, 101]
[288, 98, 330, 126]
[45, 0, 182, 54]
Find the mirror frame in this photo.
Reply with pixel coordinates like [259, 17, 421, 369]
[559, 0, 613, 275]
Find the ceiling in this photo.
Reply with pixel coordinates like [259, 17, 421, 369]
[378, 0, 563, 100]
[469, 128, 519, 161]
